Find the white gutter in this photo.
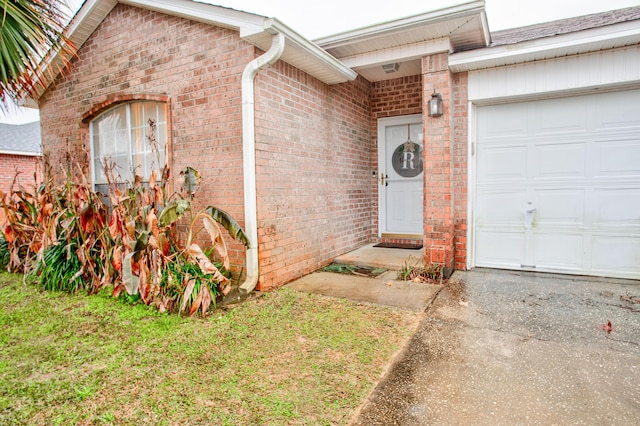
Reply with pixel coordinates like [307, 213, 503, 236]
[239, 32, 285, 294]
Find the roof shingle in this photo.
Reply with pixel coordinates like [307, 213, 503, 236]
[0, 122, 42, 155]
[491, 5, 640, 46]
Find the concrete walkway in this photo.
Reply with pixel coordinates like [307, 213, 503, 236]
[334, 243, 424, 270]
[287, 244, 440, 312]
[352, 269, 640, 425]
[287, 270, 441, 312]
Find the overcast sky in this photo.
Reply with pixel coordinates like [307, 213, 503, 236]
[3, 0, 639, 124]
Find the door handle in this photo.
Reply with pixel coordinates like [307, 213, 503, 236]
[380, 173, 388, 186]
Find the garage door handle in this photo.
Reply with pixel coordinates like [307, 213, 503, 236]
[525, 202, 536, 227]
[526, 201, 536, 214]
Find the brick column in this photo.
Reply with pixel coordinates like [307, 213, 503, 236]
[422, 52, 455, 275]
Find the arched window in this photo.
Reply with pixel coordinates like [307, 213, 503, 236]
[90, 101, 167, 190]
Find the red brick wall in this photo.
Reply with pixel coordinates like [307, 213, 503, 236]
[452, 72, 468, 270]
[38, 4, 253, 271]
[0, 153, 42, 225]
[38, 4, 376, 289]
[371, 75, 422, 119]
[422, 53, 455, 271]
[254, 65, 373, 289]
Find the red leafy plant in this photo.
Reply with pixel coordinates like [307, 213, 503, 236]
[1, 120, 249, 316]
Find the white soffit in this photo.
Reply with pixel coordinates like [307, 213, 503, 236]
[450, 19, 640, 72]
[315, 0, 488, 82]
[31, 0, 355, 101]
[316, 0, 488, 53]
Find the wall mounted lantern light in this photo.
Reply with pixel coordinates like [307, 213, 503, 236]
[428, 91, 443, 117]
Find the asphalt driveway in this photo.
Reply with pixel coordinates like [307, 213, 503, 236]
[352, 268, 640, 425]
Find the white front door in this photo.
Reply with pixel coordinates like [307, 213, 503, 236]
[378, 115, 424, 237]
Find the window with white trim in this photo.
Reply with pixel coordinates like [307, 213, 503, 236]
[90, 101, 167, 190]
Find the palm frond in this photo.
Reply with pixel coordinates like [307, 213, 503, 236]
[0, 0, 75, 109]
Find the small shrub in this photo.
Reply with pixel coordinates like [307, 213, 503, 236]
[0, 232, 9, 270]
[398, 256, 445, 283]
[31, 240, 84, 293]
[0, 120, 249, 316]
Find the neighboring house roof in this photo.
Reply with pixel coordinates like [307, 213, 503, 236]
[0, 122, 42, 156]
[450, 5, 640, 72]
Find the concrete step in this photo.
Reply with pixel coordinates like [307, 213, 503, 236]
[334, 244, 424, 271]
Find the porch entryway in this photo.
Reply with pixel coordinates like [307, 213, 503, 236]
[377, 115, 424, 239]
[287, 244, 437, 312]
[333, 243, 424, 270]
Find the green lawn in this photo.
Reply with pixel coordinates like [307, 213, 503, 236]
[0, 273, 420, 425]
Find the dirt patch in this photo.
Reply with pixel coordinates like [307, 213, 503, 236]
[446, 277, 466, 301]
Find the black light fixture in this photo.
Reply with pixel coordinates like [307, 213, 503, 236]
[428, 91, 443, 117]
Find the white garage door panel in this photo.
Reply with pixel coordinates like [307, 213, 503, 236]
[476, 104, 528, 138]
[595, 138, 640, 176]
[535, 189, 585, 225]
[476, 191, 526, 224]
[533, 143, 586, 178]
[594, 91, 640, 130]
[477, 146, 527, 180]
[591, 237, 640, 275]
[475, 89, 640, 279]
[475, 231, 524, 266]
[532, 233, 584, 270]
[594, 188, 640, 226]
[532, 97, 587, 134]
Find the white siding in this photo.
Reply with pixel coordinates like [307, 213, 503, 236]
[468, 45, 640, 101]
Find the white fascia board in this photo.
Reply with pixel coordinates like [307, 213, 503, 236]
[122, 0, 267, 37]
[450, 20, 640, 72]
[341, 37, 453, 69]
[0, 150, 42, 157]
[262, 18, 357, 83]
[315, 0, 486, 48]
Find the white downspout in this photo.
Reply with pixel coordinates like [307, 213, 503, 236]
[239, 32, 285, 294]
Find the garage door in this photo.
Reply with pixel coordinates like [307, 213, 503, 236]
[474, 90, 640, 279]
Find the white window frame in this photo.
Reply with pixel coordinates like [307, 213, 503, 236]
[89, 101, 167, 189]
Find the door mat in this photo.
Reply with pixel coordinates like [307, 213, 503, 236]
[373, 242, 423, 250]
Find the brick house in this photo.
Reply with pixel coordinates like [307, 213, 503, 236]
[0, 122, 42, 225]
[28, 0, 640, 289]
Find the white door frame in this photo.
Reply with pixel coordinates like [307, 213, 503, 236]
[467, 101, 477, 271]
[377, 114, 423, 238]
